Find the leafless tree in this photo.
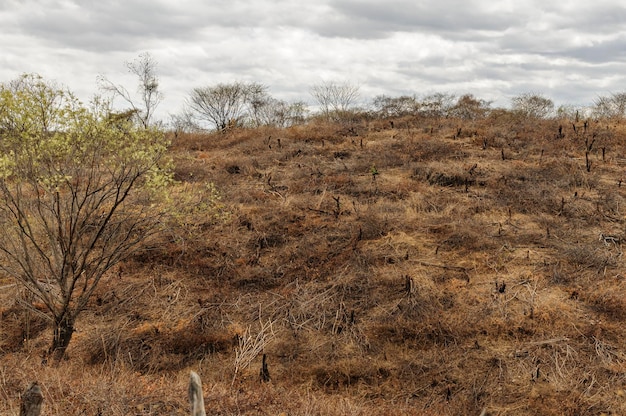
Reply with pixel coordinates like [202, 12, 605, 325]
[511, 93, 555, 119]
[246, 83, 272, 127]
[185, 82, 265, 131]
[418, 92, 456, 118]
[593, 92, 626, 119]
[250, 97, 308, 127]
[449, 94, 492, 120]
[556, 104, 589, 121]
[99, 52, 163, 128]
[310, 81, 360, 119]
[372, 95, 419, 118]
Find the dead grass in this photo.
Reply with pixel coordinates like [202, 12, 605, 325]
[3, 116, 626, 415]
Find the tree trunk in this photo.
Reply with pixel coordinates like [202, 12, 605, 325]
[49, 314, 74, 362]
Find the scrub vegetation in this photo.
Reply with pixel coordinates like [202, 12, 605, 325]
[3, 70, 626, 415]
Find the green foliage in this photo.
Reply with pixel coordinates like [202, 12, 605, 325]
[0, 75, 170, 185]
[0, 73, 171, 358]
[164, 182, 228, 234]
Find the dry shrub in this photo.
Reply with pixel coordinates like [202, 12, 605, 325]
[580, 280, 626, 321]
[311, 358, 393, 390]
[169, 131, 212, 151]
[559, 243, 618, 272]
[81, 312, 237, 374]
[354, 209, 392, 242]
[412, 161, 475, 188]
[0, 304, 48, 353]
[494, 176, 564, 215]
[0, 352, 190, 415]
[285, 119, 349, 144]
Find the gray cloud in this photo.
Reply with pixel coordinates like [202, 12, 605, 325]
[322, 0, 523, 39]
[0, 0, 625, 119]
[7, 0, 205, 52]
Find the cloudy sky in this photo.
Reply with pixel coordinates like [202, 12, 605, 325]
[1, 0, 625, 121]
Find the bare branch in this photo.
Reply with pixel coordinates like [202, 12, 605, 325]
[310, 81, 360, 119]
[98, 52, 163, 128]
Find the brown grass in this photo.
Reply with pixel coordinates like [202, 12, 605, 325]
[3, 115, 626, 415]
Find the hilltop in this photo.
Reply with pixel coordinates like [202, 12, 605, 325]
[2, 112, 626, 415]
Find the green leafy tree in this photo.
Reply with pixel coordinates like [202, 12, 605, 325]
[0, 74, 171, 360]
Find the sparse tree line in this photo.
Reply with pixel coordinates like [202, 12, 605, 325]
[88, 53, 626, 133]
[173, 84, 626, 132]
[173, 81, 308, 132]
[38, 52, 614, 133]
[175, 83, 626, 132]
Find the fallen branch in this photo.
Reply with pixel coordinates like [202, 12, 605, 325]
[417, 261, 468, 272]
[528, 337, 570, 346]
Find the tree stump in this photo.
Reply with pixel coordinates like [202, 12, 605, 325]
[20, 381, 43, 416]
[259, 353, 271, 383]
[189, 371, 206, 416]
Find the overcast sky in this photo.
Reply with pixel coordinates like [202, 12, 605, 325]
[1, 0, 625, 121]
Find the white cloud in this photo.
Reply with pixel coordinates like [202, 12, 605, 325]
[0, 0, 625, 120]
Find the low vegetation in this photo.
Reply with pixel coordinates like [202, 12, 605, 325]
[2, 72, 626, 415]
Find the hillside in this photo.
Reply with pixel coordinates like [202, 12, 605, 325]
[2, 113, 626, 415]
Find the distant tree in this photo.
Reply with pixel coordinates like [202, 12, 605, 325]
[556, 104, 590, 121]
[98, 52, 164, 128]
[246, 83, 272, 127]
[418, 93, 456, 118]
[511, 93, 554, 119]
[170, 109, 197, 134]
[251, 98, 308, 127]
[0, 74, 171, 361]
[372, 95, 419, 118]
[592, 92, 626, 119]
[607, 93, 626, 117]
[185, 82, 265, 131]
[449, 94, 491, 120]
[310, 81, 360, 119]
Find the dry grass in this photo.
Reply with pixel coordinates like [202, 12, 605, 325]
[3, 115, 626, 415]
